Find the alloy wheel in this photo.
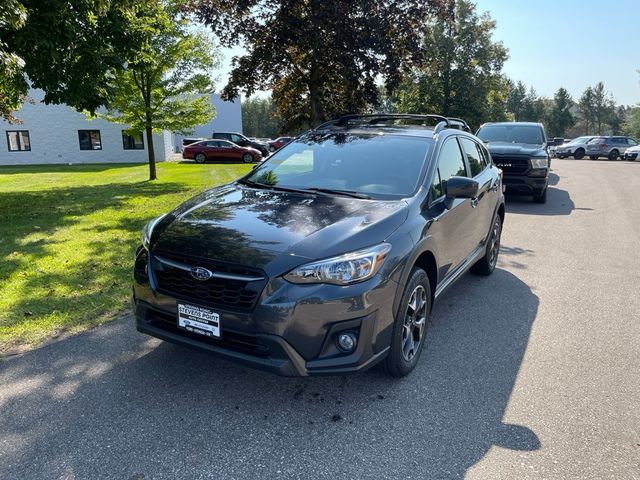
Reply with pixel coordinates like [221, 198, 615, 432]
[401, 285, 427, 361]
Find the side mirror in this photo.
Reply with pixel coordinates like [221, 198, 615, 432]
[445, 176, 479, 201]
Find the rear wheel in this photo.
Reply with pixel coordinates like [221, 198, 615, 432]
[608, 149, 619, 160]
[381, 268, 431, 377]
[471, 214, 502, 276]
[242, 153, 254, 163]
[533, 187, 547, 204]
[573, 148, 585, 160]
[195, 153, 206, 164]
[269, 145, 276, 152]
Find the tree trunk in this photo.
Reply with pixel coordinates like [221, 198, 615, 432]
[309, 63, 322, 127]
[145, 123, 156, 181]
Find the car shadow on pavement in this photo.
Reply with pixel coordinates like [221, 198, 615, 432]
[506, 187, 575, 216]
[0, 269, 540, 480]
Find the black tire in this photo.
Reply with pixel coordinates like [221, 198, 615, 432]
[589, 155, 598, 160]
[533, 187, 547, 204]
[608, 149, 619, 160]
[381, 268, 431, 377]
[574, 148, 585, 160]
[195, 153, 206, 164]
[471, 214, 502, 276]
[269, 145, 276, 152]
[242, 153, 254, 163]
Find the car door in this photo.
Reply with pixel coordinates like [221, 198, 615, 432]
[427, 136, 481, 281]
[219, 140, 243, 161]
[459, 136, 499, 246]
[203, 141, 222, 161]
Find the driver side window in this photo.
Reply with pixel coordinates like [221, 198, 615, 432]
[430, 138, 467, 202]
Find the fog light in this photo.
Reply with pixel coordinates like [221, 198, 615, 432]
[337, 333, 357, 352]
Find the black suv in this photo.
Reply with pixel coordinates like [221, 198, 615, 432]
[133, 114, 505, 377]
[212, 131, 270, 157]
[476, 122, 550, 203]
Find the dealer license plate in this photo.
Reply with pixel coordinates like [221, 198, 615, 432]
[177, 303, 220, 338]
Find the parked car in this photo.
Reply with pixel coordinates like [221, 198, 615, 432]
[133, 114, 505, 377]
[586, 136, 639, 160]
[476, 122, 550, 203]
[211, 132, 270, 157]
[268, 136, 293, 152]
[555, 136, 596, 159]
[182, 140, 262, 164]
[623, 144, 640, 161]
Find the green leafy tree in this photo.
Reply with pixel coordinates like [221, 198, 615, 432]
[241, 97, 282, 138]
[578, 87, 595, 135]
[546, 88, 575, 137]
[622, 106, 640, 139]
[187, 0, 448, 129]
[395, 0, 509, 130]
[0, 0, 28, 122]
[0, 0, 145, 121]
[97, 1, 220, 180]
[591, 81, 615, 135]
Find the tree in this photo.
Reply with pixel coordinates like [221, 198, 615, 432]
[0, 0, 28, 122]
[242, 97, 282, 138]
[187, 0, 448, 129]
[506, 80, 528, 121]
[591, 81, 615, 135]
[622, 106, 640, 139]
[0, 0, 146, 122]
[395, 0, 509, 130]
[96, 1, 220, 180]
[546, 88, 575, 137]
[578, 87, 595, 135]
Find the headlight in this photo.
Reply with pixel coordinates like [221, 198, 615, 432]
[141, 214, 166, 250]
[284, 244, 392, 285]
[530, 157, 548, 168]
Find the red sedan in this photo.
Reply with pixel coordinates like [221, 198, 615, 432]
[268, 136, 293, 152]
[182, 140, 262, 164]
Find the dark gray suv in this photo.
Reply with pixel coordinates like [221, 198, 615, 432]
[133, 114, 505, 377]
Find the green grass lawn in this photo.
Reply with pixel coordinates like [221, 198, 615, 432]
[0, 161, 252, 351]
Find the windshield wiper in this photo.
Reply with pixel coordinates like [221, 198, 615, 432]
[238, 179, 317, 195]
[306, 187, 371, 199]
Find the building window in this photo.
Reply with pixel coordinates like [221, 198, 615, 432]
[122, 131, 144, 150]
[78, 130, 102, 150]
[6, 130, 31, 152]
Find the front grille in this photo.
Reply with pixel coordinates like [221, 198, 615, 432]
[148, 307, 270, 357]
[151, 251, 267, 311]
[626, 152, 638, 160]
[492, 156, 530, 175]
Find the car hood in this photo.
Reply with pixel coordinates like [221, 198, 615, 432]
[486, 143, 547, 156]
[626, 145, 640, 153]
[151, 184, 408, 271]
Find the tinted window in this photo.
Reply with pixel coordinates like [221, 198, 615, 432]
[6, 130, 30, 151]
[477, 125, 545, 145]
[78, 130, 101, 150]
[231, 134, 245, 143]
[246, 133, 432, 198]
[122, 131, 144, 150]
[459, 137, 485, 176]
[438, 138, 467, 183]
[628, 138, 638, 146]
[430, 168, 443, 200]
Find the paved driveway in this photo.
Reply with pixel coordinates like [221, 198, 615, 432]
[1, 159, 639, 479]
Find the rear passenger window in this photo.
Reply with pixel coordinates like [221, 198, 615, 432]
[459, 137, 485, 177]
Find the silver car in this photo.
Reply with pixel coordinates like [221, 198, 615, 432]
[555, 136, 596, 159]
[587, 136, 639, 160]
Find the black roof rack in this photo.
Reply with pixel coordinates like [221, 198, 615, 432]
[314, 114, 470, 133]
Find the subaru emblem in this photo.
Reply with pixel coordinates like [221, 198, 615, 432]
[190, 266, 213, 281]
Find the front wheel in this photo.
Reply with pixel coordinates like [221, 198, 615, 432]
[574, 148, 585, 160]
[269, 145, 276, 152]
[471, 214, 502, 276]
[195, 153, 206, 164]
[242, 153, 254, 163]
[381, 268, 431, 377]
[608, 149, 619, 160]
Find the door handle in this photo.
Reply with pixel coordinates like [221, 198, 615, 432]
[470, 197, 479, 208]
[490, 182, 499, 192]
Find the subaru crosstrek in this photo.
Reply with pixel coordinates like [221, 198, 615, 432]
[133, 114, 505, 377]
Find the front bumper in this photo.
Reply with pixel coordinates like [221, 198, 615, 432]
[132, 252, 397, 376]
[624, 152, 638, 160]
[502, 173, 548, 196]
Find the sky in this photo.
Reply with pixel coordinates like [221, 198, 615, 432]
[217, 0, 640, 105]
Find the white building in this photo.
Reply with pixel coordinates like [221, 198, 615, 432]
[0, 90, 242, 166]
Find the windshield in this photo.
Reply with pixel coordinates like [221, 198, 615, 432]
[243, 132, 433, 198]
[477, 125, 545, 145]
[568, 136, 590, 145]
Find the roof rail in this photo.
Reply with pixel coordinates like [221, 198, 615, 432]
[314, 113, 470, 133]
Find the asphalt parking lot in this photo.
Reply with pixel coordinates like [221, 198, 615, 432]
[1, 159, 639, 480]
